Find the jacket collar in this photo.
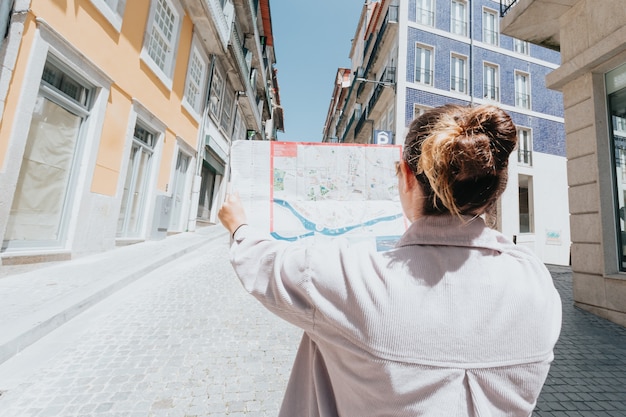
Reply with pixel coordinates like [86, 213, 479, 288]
[396, 215, 512, 252]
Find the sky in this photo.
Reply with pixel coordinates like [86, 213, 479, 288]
[269, 1, 365, 142]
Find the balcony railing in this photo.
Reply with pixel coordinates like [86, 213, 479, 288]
[518, 149, 532, 166]
[450, 18, 467, 36]
[500, 0, 519, 17]
[415, 69, 433, 85]
[515, 92, 531, 109]
[451, 76, 467, 94]
[416, 8, 435, 26]
[484, 85, 499, 101]
[483, 28, 499, 45]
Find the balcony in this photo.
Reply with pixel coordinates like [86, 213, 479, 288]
[358, 5, 398, 96]
[500, 0, 577, 51]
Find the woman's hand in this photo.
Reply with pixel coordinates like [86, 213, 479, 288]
[218, 192, 248, 236]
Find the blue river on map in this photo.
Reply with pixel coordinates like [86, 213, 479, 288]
[270, 198, 403, 241]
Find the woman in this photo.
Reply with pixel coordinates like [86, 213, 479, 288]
[218, 104, 562, 416]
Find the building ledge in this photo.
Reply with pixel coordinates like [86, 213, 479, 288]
[546, 24, 626, 90]
[500, 0, 578, 51]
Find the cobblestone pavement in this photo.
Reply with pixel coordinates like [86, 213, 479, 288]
[0, 239, 301, 417]
[0, 243, 625, 416]
[535, 266, 626, 417]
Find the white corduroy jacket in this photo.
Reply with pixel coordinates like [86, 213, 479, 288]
[229, 215, 562, 417]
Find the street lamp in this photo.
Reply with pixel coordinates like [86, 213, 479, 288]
[355, 77, 395, 88]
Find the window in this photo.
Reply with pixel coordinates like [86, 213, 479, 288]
[482, 8, 499, 46]
[142, 0, 182, 87]
[483, 63, 499, 101]
[450, 0, 467, 36]
[515, 72, 531, 109]
[450, 54, 467, 94]
[90, 0, 127, 31]
[209, 69, 224, 120]
[377, 105, 395, 132]
[607, 63, 626, 270]
[416, 0, 435, 26]
[4, 60, 93, 249]
[232, 110, 246, 141]
[517, 128, 532, 166]
[208, 66, 236, 136]
[514, 38, 529, 55]
[413, 104, 431, 119]
[415, 44, 433, 85]
[519, 175, 534, 233]
[183, 38, 210, 115]
[117, 122, 156, 237]
[220, 88, 235, 133]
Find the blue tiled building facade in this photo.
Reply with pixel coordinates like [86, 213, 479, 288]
[404, 0, 564, 157]
[401, 0, 569, 264]
[324, 0, 570, 264]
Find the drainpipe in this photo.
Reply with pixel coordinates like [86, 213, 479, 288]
[469, 0, 474, 105]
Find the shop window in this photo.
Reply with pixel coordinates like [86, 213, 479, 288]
[607, 63, 626, 270]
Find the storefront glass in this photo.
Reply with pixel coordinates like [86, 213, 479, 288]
[607, 63, 626, 270]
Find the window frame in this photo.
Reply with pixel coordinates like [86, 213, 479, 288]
[483, 62, 500, 101]
[220, 87, 235, 134]
[515, 71, 531, 109]
[517, 127, 533, 166]
[513, 38, 529, 55]
[518, 175, 535, 234]
[208, 64, 237, 138]
[414, 43, 434, 86]
[183, 35, 210, 118]
[482, 7, 499, 46]
[140, 0, 184, 90]
[450, 0, 468, 37]
[413, 104, 431, 120]
[208, 67, 224, 121]
[416, 0, 435, 27]
[89, 0, 127, 31]
[450, 53, 468, 94]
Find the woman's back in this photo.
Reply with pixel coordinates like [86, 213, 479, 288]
[273, 215, 561, 416]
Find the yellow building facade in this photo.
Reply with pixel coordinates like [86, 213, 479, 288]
[0, 0, 281, 264]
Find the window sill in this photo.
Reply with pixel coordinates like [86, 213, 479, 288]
[139, 52, 173, 91]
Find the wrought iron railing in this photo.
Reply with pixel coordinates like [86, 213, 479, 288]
[451, 76, 467, 94]
[515, 92, 531, 109]
[484, 85, 500, 101]
[416, 8, 435, 26]
[500, 0, 519, 17]
[518, 149, 533, 166]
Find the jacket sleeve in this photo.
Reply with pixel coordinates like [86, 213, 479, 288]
[229, 225, 317, 331]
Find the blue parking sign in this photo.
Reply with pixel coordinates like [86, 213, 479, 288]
[374, 130, 393, 144]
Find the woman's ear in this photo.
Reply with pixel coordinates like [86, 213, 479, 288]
[400, 160, 417, 190]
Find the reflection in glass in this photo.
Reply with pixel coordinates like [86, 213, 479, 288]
[609, 87, 626, 269]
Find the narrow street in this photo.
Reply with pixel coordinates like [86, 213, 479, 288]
[0, 240, 301, 417]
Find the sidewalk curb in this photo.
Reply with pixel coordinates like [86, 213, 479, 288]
[0, 228, 228, 365]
